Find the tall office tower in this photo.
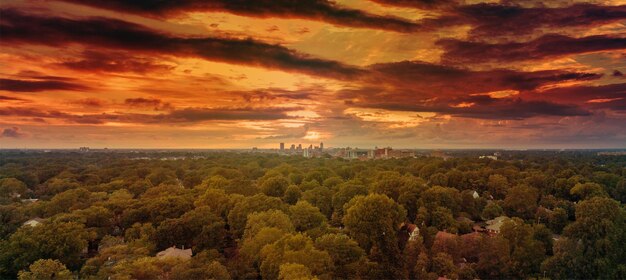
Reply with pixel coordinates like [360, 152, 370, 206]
[297, 144, 302, 150]
[280, 143, 285, 151]
[320, 142, 324, 151]
[290, 144, 295, 150]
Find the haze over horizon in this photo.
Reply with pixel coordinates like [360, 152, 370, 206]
[1, 0, 625, 149]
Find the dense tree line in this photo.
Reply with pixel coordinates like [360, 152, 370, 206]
[0, 150, 624, 279]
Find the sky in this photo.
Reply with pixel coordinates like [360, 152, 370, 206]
[0, 0, 625, 149]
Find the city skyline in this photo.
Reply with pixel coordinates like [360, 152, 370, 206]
[1, 1, 625, 149]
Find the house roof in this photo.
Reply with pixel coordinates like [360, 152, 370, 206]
[23, 218, 45, 226]
[485, 216, 508, 232]
[156, 246, 192, 260]
[472, 191, 480, 198]
[406, 223, 418, 233]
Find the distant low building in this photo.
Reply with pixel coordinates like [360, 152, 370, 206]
[480, 152, 500, 160]
[597, 151, 626, 156]
[479, 155, 498, 160]
[373, 147, 416, 159]
[156, 246, 192, 260]
[430, 150, 452, 160]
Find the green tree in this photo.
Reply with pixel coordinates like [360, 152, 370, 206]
[487, 174, 509, 199]
[542, 197, 626, 279]
[171, 259, 232, 280]
[611, 178, 626, 203]
[260, 234, 333, 280]
[570, 182, 607, 200]
[503, 185, 539, 219]
[548, 207, 568, 233]
[154, 206, 226, 252]
[44, 188, 94, 216]
[108, 256, 182, 280]
[0, 178, 27, 198]
[18, 259, 71, 280]
[289, 201, 326, 233]
[481, 200, 504, 220]
[421, 186, 461, 214]
[194, 188, 235, 218]
[476, 236, 510, 279]
[500, 218, 546, 278]
[315, 233, 365, 278]
[343, 194, 407, 279]
[146, 168, 177, 186]
[302, 186, 333, 218]
[240, 227, 288, 261]
[261, 176, 290, 197]
[278, 263, 316, 280]
[244, 210, 294, 240]
[431, 252, 457, 279]
[331, 183, 367, 224]
[370, 171, 404, 201]
[227, 194, 288, 237]
[1, 221, 94, 276]
[282, 185, 302, 205]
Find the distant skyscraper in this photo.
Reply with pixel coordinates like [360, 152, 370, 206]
[280, 143, 284, 151]
[297, 144, 302, 150]
[320, 142, 324, 151]
[290, 144, 295, 150]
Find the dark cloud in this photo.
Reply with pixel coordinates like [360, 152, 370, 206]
[0, 78, 89, 92]
[73, 98, 106, 108]
[438, 34, 626, 63]
[345, 80, 625, 121]
[0, 95, 29, 102]
[61, 0, 423, 33]
[369, 0, 458, 9]
[522, 83, 626, 111]
[613, 70, 624, 77]
[125, 98, 163, 107]
[163, 107, 300, 122]
[60, 51, 173, 73]
[237, 88, 317, 102]
[453, 3, 626, 38]
[125, 98, 172, 111]
[0, 9, 364, 79]
[0, 127, 27, 138]
[0, 106, 301, 124]
[338, 61, 604, 120]
[370, 2, 626, 38]
[362, 61, 601, 98]
[358, 97, 591, 120]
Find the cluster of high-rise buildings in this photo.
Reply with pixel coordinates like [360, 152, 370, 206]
[279, 142, 324, 158]
[276, 143, 417, 160]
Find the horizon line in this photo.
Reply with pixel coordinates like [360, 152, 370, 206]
[1, 147, 625, 151]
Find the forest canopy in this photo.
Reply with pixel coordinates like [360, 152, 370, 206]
[0, 150, 624, 279]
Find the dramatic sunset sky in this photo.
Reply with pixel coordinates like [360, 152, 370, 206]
[0, 0, 625, 149]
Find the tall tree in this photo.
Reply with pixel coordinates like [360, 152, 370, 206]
[343, 194, 407, 279]
[542, 197, 626, 279]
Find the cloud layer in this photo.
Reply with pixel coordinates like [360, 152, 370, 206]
[0, 0, 624, 148]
